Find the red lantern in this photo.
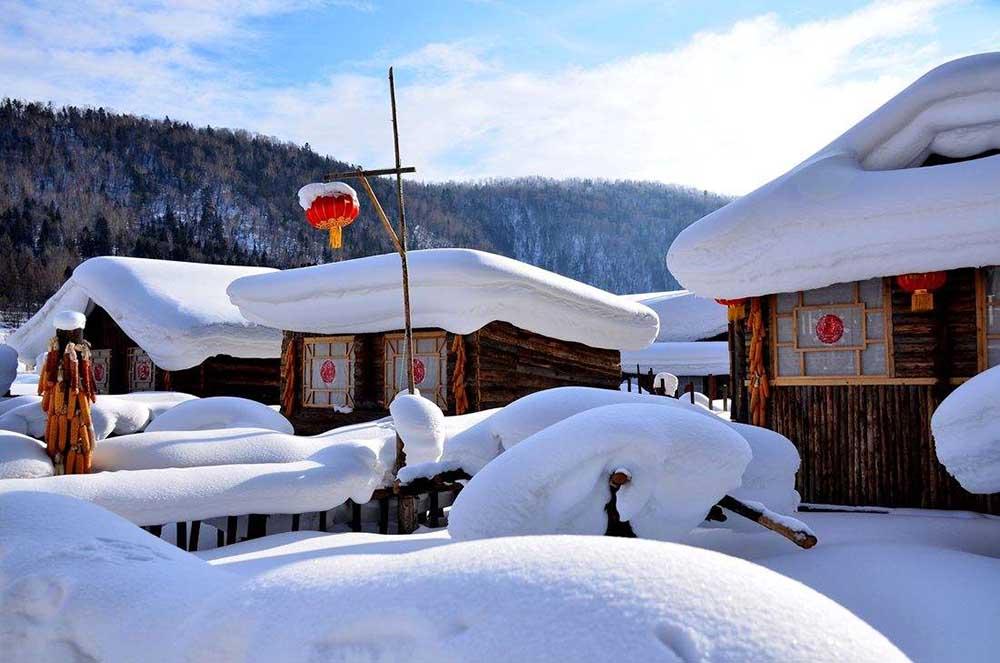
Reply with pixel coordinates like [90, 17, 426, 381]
[299, 183, 360, 249]
[715, 298, 747, 322]
[895, 271, 947, 312]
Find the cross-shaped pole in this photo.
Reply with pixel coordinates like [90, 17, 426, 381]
[325, 67, 416, 478]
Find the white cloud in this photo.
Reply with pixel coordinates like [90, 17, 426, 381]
[0, 0, 979, 193]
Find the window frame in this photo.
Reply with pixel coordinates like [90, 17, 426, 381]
[770, 279, 895, 385]
[301, 335, 356, 410]
[977, 267, 1000, 372]
[383, 331, 449, 409]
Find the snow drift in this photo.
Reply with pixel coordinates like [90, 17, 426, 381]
[0, 492, 907, 663]
[0, 431, 53, 479]
[389, 393, 446, 465]
[144, 396, 293, 434]
[932, 365, 1000, 493]
[448, 403, 751, 541]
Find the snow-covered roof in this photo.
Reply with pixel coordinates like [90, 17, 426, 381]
[667, 52, 1000, 299]
[227, 249, 659, 351]
[622, 290, 727, 341]
[620, 341, 730, 377]
[7, 257, 283, 371]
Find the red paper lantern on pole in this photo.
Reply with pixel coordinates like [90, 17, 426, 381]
[298, 182, 360, 249]
[715, 298, 747, 322]
[895, 272, 947, 312]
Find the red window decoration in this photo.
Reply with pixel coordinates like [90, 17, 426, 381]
[815, 314, 845, 345]
[320, 359, 337, 385]
[413, 358, 426, 385]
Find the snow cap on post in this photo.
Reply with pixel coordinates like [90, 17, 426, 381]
[53, 310, 86, 331]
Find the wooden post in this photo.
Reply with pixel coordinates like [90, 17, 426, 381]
[226, 516, 238, 545]
[378, 497, 390, 534]
[351, 501, 362, 532]
[291, 513, 300, 532]
[189, 520, 201, 552]
[605, 470, 636, 537]
[718, 495, 818, 549]
[319, 510, 328, 532]
[687, 382, 695, 404]
[398, 495, 418, 535]
[247, 514, 267, 540]
[428, 490, 441, 528]
[175, 521, 188, 551]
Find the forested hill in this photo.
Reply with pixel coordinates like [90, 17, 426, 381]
[0, 99, 731, 319]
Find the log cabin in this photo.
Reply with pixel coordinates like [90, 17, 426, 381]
[227, 248, 660, 434]
[667, 53, 1000, 513]
[620, 290, 730, 396]
[8, 257, 283, 402]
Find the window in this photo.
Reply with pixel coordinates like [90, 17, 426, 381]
[384, 332, 448, 409]
[982, 268, 1000, 370]
[127, 347, 156, 392]
[91, 349, 111, 394]
[302, 336, 355, 409]
[773, 279, 889, 379]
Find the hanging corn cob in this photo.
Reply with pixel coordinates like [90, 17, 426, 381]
[39, 317, 97, 475]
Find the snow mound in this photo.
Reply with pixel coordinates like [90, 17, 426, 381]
[621, 341, 730, 377]
[0, 491, 234, 662]
[726, 423, 801, 519]
[932, 366, 1000, 493]
[7, 256, 283, 370]
[0, 431, 53, 479]
[0, 394, 41, 417]
[93, 428, 325, 471]
[667, 53, 1000, 298]
[0, 491, 906, 663]
[390, 393, 445, 465]
[53, 309, 86, 330]
[0, 441, 383, 526]
[449, 403, 751, 541]
[0, 395, 150, 439]
[444, 386, 714, 473]
[623, 289, 728, 341]
[227, 248, 659, 350]
[0, 344, 17, 395]
[110, 391, 198, 419]
[144, 396, 293, 434]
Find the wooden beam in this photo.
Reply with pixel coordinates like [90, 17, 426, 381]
[718, 495, 818, 549]
[325, 166, 416, 180]
[356, 173, 403, 255]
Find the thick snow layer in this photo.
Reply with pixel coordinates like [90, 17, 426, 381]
[7, 256, 283, 371]
[93, 428, 326, 471]
[0, 394, 151, 439]
[0, 431, 53, 478]
[449, 404, 751, 541]
[621, 341, 730, 377]
[389, 393, 445, 465]
[932, 365, 1000, 493]
[109, 390, 198, 419]
[623, 290, 728, 342]
[0, 492, 234, 662]
[0, 344, 16, 395]
[53, 309, 86, 330]
[0, 441, 383, 525]
[444, 386, 716, 473]
[144, 396, 293, 434]
[726, 423, 801, 519]
[9, 371, 39, 396]
[296, 181, 358, 210]
[228, 248, 659, 350]
[668, 53, 1000, 298]
[1, 492, 907, 663]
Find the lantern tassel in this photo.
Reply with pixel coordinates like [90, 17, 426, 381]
[911, 289, 934, 312]
[328, 226, 343, 249]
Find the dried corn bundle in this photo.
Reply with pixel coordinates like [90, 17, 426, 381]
[39, 336, 98, 475]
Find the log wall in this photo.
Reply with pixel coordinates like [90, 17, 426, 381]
[474, 321, 622, 410]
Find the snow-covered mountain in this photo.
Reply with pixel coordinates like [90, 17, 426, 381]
[0, 99, 730, 316]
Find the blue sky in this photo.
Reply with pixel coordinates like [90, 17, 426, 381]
[2, 1, 999, 193]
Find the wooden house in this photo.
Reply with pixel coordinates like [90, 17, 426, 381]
[620, 290, 730, 396]
[228, 248, 659, 434]
[8, 257, 283, 403]
[667, 53, 1000, 513]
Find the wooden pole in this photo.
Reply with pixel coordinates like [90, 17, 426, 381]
[389, 66, 415, 398]
[326, 165, 416, 180]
